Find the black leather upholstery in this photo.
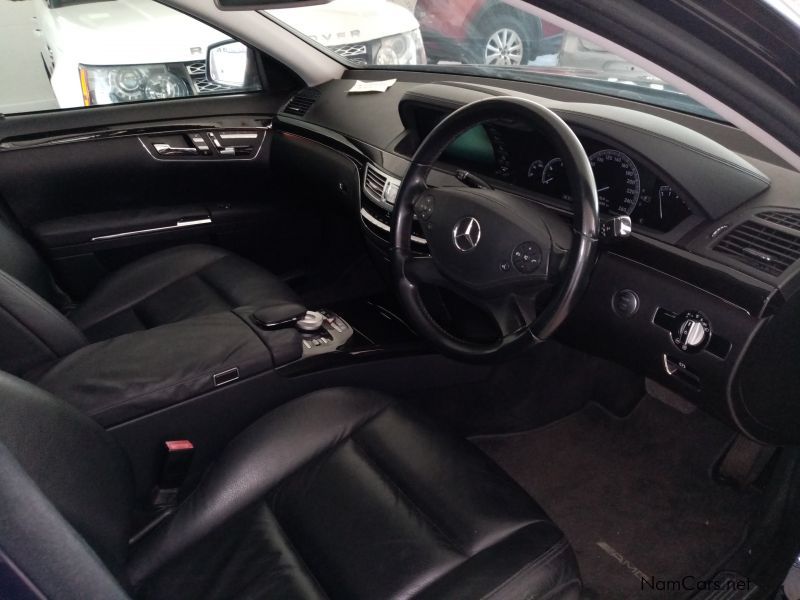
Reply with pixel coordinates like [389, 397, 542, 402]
[0, 218, 71, 309]
[0, 372, 134, 582]
[0, 231, 300, 375]
[69, 244, 300, 342]
[35, 312, 277, 427]
[0, 219, 87, 374]
[134, 387, 581, 598]
[0, 376, 580, 599]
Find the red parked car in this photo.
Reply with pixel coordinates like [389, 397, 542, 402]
[414, 0, 563, 65]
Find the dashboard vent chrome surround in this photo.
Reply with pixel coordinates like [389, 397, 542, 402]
[361, 163, 423, 244]
[715, 220, 800, 276]
[757, 210, 800, 233]
[283, 89, 320, 117]
[363, 163, 400, 206]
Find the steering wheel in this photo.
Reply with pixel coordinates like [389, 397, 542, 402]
[390, 97, 599, 361]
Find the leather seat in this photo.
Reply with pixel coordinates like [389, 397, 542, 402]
[68, 244, 299, 342]
[0, 215, 299, 374]
[0, 375, 582, 599]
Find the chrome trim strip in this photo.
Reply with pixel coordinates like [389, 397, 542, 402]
[91, 218, 212, 241]
[213, 367, 240, 387]
[138, 131, 266, 163]
[360, 208, 427, 245]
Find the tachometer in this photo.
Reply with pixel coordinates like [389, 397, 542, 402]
[527, 159, 544, 179]
[541, 157, 570, 199]
[589, 149, 641, 215]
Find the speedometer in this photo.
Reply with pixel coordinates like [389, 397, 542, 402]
[589, 149, 641, 215]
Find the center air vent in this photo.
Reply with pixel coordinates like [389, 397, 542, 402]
[283, 89, 320, 117]
[363, 163, 400, 206]
[715, 220, 800, 276]
[757, 210, 800, 233]
[364, 164, 388, 202]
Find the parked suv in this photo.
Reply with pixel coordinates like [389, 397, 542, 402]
[414, 0, 563, 65]
[33, 0, 424, 108]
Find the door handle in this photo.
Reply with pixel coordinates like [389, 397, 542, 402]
[153, 143, 198, 156]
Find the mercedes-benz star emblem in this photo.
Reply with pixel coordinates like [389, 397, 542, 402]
[452, 216, 482, 252]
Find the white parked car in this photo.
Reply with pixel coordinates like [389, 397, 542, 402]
[33, 0, 424, 108]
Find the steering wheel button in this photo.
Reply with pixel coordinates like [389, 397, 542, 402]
[414, 195, 435, 221]
[512, 242, 541, 273]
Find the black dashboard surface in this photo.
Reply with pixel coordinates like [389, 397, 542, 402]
[271, 72, 800, 444]
[397, 113, 693, 233]
[278, 77, 800, 294]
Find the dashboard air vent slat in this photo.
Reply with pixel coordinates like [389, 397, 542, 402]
[284, 89, 320, 117]
[364, 164, 388, 203]
[715, 220, 800, 276]
[758, 210, 800, 232]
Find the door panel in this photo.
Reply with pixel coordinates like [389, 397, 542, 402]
[0, 94, 324, 299]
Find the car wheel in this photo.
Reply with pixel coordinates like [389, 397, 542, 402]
[479, 14, 533, 66]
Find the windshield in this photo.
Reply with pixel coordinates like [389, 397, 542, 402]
[266, 0, 720, 119]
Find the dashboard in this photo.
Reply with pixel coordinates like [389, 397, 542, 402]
[271, 76, 800, 445]
[406, 107, 692, 232]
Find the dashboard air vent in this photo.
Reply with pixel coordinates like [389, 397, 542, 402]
[715, 220, 800, 276]
[283, 89, 320, 116]
[364, 164, 389, 203]
[757, 210, 800, 233]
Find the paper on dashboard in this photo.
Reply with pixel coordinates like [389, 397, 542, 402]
[348, 79, 397, 94]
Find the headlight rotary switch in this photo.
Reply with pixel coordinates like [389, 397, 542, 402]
[671, 311, 711, 353]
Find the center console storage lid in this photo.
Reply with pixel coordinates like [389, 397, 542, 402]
[34, 312, 273, 427]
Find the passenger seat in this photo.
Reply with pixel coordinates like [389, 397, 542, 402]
[0, 218, 301, 375]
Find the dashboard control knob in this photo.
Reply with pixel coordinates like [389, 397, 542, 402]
[296, 311, 325, 332]
[671, 311, 711, 353]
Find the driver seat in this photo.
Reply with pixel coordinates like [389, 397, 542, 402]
[0, 374, 581, 599]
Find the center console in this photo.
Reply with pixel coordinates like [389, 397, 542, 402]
[32, 297, 433, 498]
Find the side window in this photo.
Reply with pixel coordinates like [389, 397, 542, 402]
[0, 0, 261, 115]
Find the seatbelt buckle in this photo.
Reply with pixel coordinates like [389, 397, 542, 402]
[150, 440, 194, 509]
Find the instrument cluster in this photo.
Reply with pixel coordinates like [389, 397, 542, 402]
[484, 125, 694, 232]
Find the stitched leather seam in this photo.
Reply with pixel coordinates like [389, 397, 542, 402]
[0, 271, 86, 352]
[267, 404, 393, 512]
[128, 304, 151, 330]
[74, 252, 228, 329]
[195, 269, 235, 307]
[271, 403, 392, 496]
[479, 537, 570, 600]
[133, 399, 393, 584]
[349, 435, 464, 555]
[0, 302, 57, 359]
[267, 507, 332, 600]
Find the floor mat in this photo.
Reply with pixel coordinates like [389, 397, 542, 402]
[473, 396, 761, 599]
